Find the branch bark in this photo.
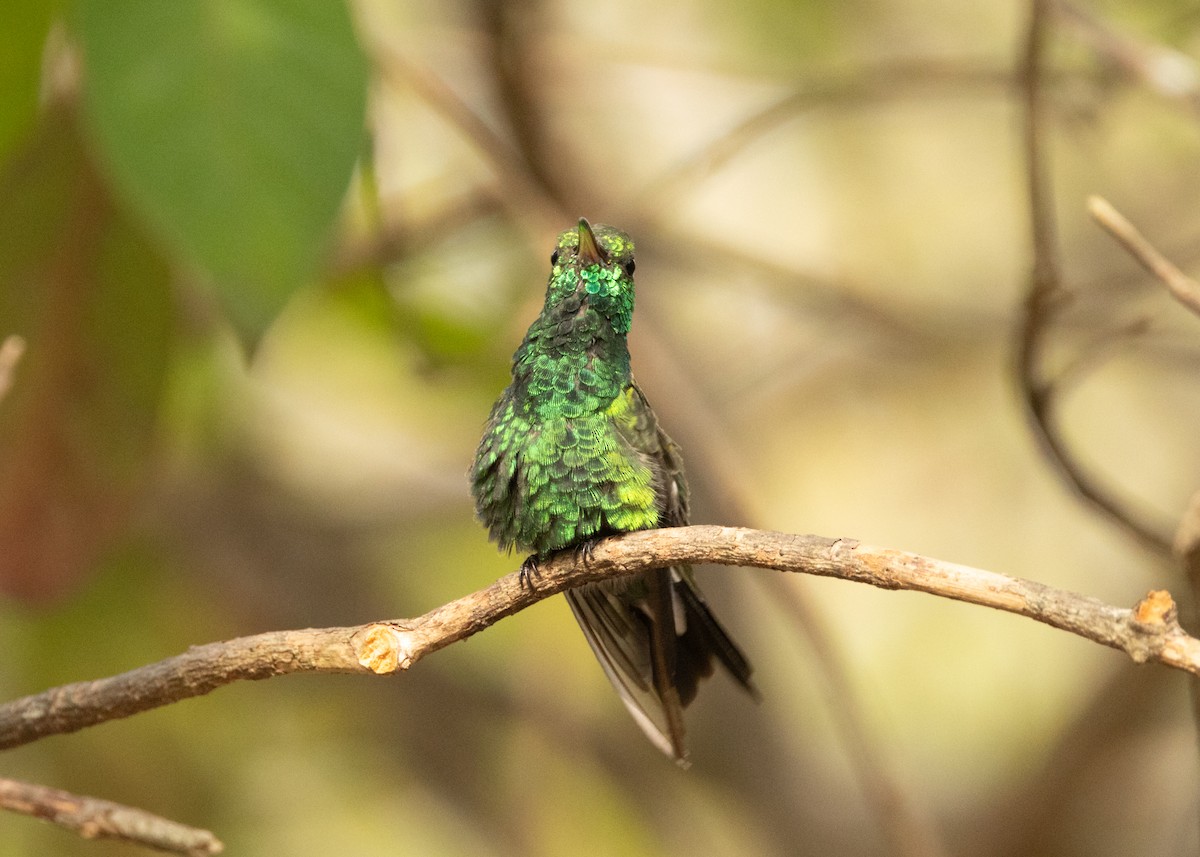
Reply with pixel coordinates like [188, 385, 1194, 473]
[0, 777, 222, 856]
[2, 526, 1197, 753]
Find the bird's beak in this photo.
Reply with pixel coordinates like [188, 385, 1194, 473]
[577, 218, 607, 266]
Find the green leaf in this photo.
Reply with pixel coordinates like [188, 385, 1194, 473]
[73, 0, 369, 339]
[0, 1, 58, 162]
[0, 108, 174, 601]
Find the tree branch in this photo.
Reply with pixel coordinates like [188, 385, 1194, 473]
[1087, 195, 1200, 318]
[1013, 0, 1175, 559]
[0, 777, 222, 856]
[1, 526, 1197, 753]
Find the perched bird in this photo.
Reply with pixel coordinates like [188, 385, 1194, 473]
[470, 218, 756, 762]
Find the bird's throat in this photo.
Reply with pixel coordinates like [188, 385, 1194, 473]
[511, 310, 631, 420]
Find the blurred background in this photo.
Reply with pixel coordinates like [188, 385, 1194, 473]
[2, 0, 1200, 854]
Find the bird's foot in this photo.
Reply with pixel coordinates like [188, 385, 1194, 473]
[518, 555, 541, 591]
[573, 539, 598, 566]
[521, 540, 599, 590]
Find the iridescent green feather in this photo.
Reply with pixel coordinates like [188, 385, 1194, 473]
[470, 220, 755, 762]
[471, 223, 653, 555]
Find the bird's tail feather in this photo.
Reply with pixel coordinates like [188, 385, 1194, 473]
[565, 567, 756, 762]
[673, 568, 759, 701]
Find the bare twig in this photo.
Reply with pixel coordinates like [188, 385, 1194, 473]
[649, 234, 924, 349]
[0, 626, 365, 749]
[1017, 0, 1064, 366]
[632, 60, 1015, 212]
[416, 14, 947, 847]
[1015, 0, 1068, 440]
[354, 29, 940, 851]
[0, 334, 26, 402]
[0, 777, 222, 856]
[1056, 0, 1200, 112]
[331, 190, 505, 277]
[1014, 0, 1174, 559]
[1178, 491, 1200, 593]
[765, 578, 948, 857]
[475, 0, 577, 211]
[631, 329, 946, 856]
[1049, 314, 1153, 396]
[1, 526, 1196, 752]
[1087, 195, 1200, 318]
[365, 38, 564, 237]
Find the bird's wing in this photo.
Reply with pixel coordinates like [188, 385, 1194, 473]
[566, 382, 757, 762]
[623, 382, 758, 700]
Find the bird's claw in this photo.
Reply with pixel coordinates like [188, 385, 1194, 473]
[520, 541, 597, 591]
[519, 555, 541, 591]
[573, 539, 598, 566]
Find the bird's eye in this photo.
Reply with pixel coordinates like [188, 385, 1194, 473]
[623, 260, 636, 276]
[550, 250, 560, 265]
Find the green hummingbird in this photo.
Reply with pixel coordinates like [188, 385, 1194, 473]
[470, 218, 756, 762]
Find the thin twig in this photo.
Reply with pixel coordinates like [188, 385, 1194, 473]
[1, 525, 1196, 752]
[416, 16, 946, 848]
[365, 36, 564, 237]
[475, 0, 575, 210]
[764, 578, 948, 857]
[1018, 0, 1064, 345]
[0, 777, 222, 856]
[1056, 0, 1200, 113]
[650, 233, 923, 348]
[1014, 0, 1174, 559]
[632, 60, 1022, 213]
[1087, 195, 1200, 318]
[352, 32, 941, 852]
[631, 328, 947, 856]
[1178, 490, 1200, 593]
[330, 190, 505, 277]
[1050, 314, 1153, 396]
[982, 663, 1171, 857]
[0, 334, 26, 402]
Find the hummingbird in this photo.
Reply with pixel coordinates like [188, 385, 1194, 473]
[470, 218, 756, 762]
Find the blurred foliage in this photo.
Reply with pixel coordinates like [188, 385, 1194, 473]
[0, 110, 172, 600]
[1, 0, 1200, 855]
[0, 1, 59, 165]
[75, 0, 368, 337]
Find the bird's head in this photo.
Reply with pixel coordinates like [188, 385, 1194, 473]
[545, 218, 637, 334]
